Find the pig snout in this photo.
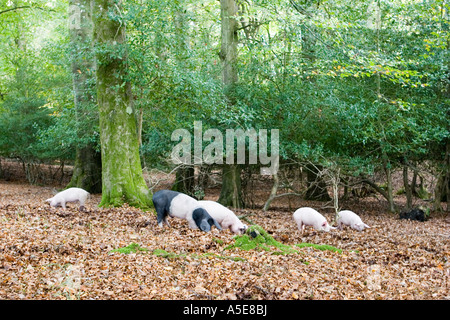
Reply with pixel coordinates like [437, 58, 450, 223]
[321, 221, 335, 232]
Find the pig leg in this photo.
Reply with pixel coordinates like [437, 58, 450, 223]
[78, 199, 86, 212]
[154, 203, 170, 228]
[164, 216, 171, 227]
[295, 221, 303, 234]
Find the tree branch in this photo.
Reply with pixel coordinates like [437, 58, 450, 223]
[0, 5, 54, 16]
[360, 177, 389, 201]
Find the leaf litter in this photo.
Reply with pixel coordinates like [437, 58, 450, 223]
[0, 181, 449, 300]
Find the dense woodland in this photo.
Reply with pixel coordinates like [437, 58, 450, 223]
[0, 0, 449, 301]
[0, 0, 449, 214]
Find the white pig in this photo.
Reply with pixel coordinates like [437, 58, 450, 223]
[198, 200, 248, 234]
[337, 210, 370, 231]
[293, 207, 335, 234]
[45, 187, 89, 211]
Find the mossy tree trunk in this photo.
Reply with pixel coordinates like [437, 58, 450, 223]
[218, 0, 244, 208]
[93, 0, 151, 208]
[66, 0, 102, 193]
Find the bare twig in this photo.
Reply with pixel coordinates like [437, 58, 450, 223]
[0, 5, 55, 15]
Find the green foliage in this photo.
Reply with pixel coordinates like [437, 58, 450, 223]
[109, 243, 149, 254]
[0, 0, 447, 203]
[0, 96, 53, 160]
[152, 248, 182, 259]
[109, 246, 246, 262]
[225, 225, 298, 255]
[295, 243, 342, 254]
[226, 225, 341, 259]
[0, 0, 77, 165]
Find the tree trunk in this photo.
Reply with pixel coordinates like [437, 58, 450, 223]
[171, 166, 195, 197]
[434, 173, 444, 211]
[434, 141, 450, 211]
[411, 164, 418, 197]
[218, 0, 244, 207]
[67, 145, 102, 193]
[263, 172, 279, 211]
[93, 0, 151, 208]
[444, 141, 450, 210]
[382, 154, 396, 213]
[219, 164, 244, 208]
[219, 0, 239, 89]
[403, 162, 413, 211]
[67, 0, 102, 193]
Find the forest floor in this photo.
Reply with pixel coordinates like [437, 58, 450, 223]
[0, 163, 449, 300]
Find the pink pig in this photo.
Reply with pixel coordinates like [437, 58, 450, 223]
[337, 210, 370, 231]
[45, 187, 89, 211]
[293, 207, 335, 234]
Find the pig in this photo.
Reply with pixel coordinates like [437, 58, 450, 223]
[45, 187, 89, 211]
[198, 200, 248, 234]
[152, 190, 222, 232]
[399, 208, 425, 222]
[293, 207, 335, 234]
[337, 210, 371, 231]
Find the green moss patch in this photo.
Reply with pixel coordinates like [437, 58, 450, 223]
[200, 252, 246, 262]
[225, 225, 298, 255]
[109, 244, 245, 261]
[109, 242, 149, 254]
[152, 249, 186, 259]
[295, 243, 342, 254]
[225, 225, 342, 259]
